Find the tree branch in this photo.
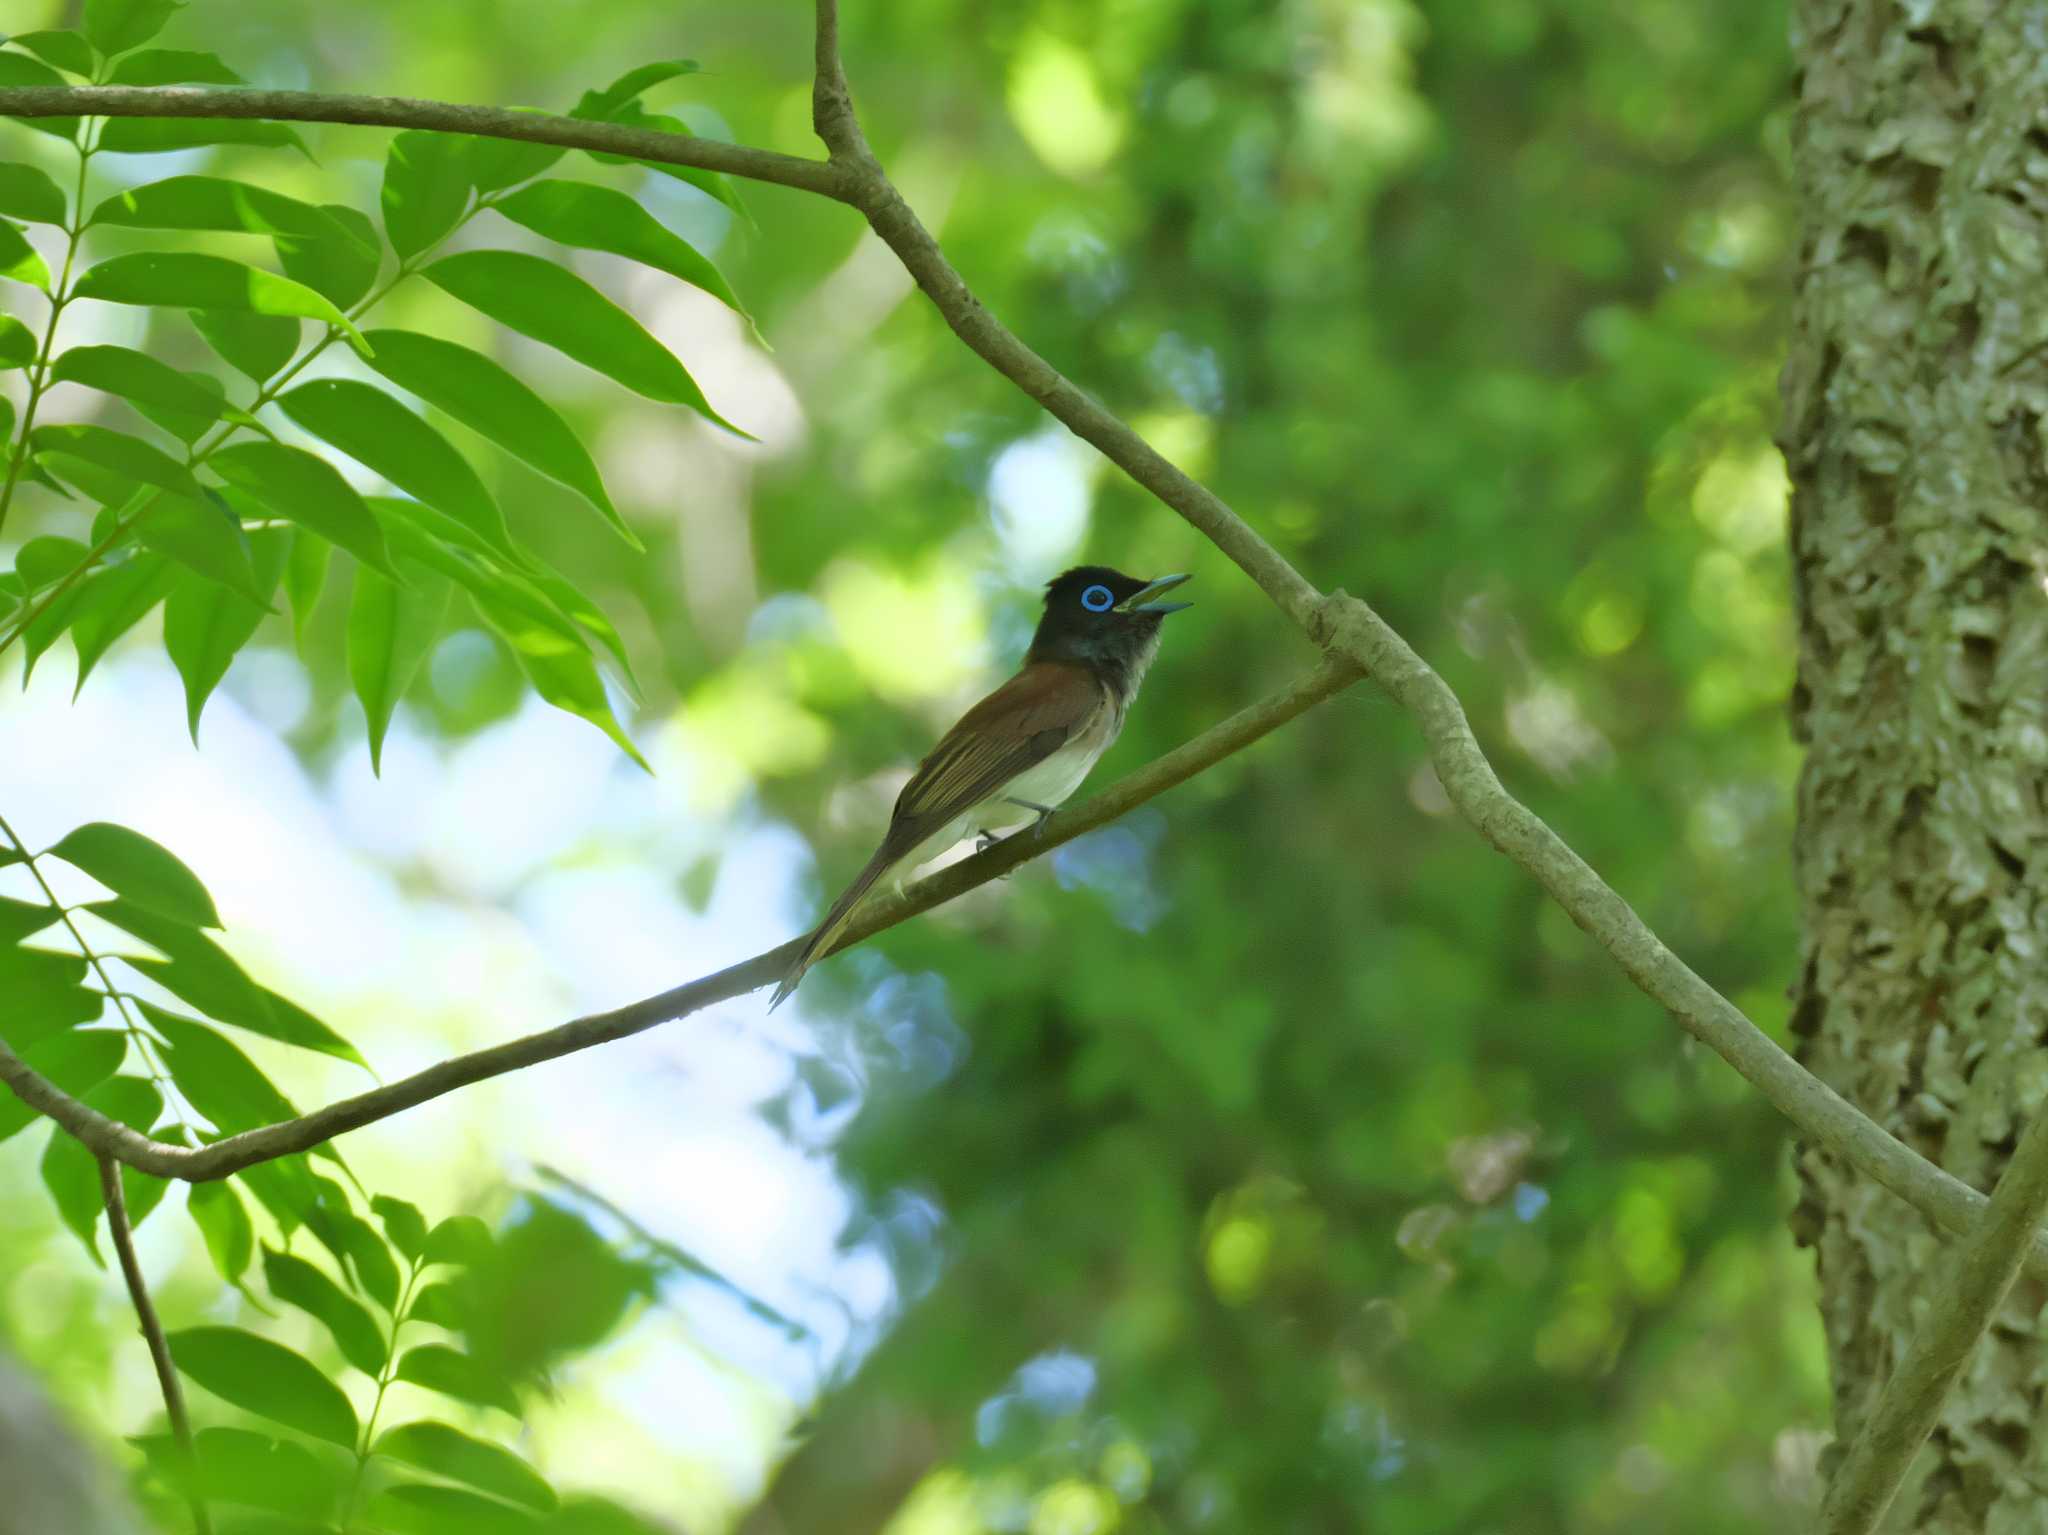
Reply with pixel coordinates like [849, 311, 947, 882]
[0, 661, 1360, 1181]
[99, 1154, 209, 1535]
[0, 86, 849, 200]
[1819, 1100, 2048, 1533]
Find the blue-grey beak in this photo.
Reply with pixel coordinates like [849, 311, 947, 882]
[1118, 572, 1193, 615]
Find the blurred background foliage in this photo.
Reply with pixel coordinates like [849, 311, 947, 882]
[0, 0, 1822, 1530]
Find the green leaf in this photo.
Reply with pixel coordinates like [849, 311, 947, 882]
[492, 180, 748, 320]
[141, 1426, 339, 1519]
[278, 379, 518, 561]
[393, 1344, 519, 1416]
[278, 202, 380, 309]
[62, 551, 175, 692]
[406, 1280, 465, 1330]
[163, 526, 287, 737]
[422, 1214, 493, 1268]
[130, 368, 226, 444]
[544, 1496, 671, 1535]
[282, 527, 331, 646]
[382, 129, 472, 259]
[472, 584, 647, 769]
[0, 894, 63, 944]
[73, 252, 369, 354]
[0, 945, 100, 1051]
[0, 53, 77, 140]
[41, 1075, 164, 1261]
[572, 60, 700, 121]
[49, 345, 228, 426]
[142, 1002, 300, 1134]
[188, 1179, 254, 1286]
[231, 1149, 319, 1238]
[107, 47, 245, 86]
[47, 820, 221, 927]
[84, 0, 183, 56]
[167, 1326, 359, 1448]
[210, 442, 395, 576]
[376, 1422, 556, 1513]
[261, 1246, 388, 1376]
[0, 162, 67, 224]
[348, 560, 449, 773]
[9, 30, 95, 76]
[303, 1187, 401, 1311]
[137, 492, 272, 602]
[465, 115, 563, 192]
[189, 307, 299, 381]
[358, 328, 628, 543]
[0, 218, 50, 290]
[91, 900, 368, 1065]
[583, 101, 748, 224]
[0, 314, 33, 368]
[32, 423, 205, 501]
[97, 117, 306, 155]
[90, 173, 336, 239]
[16, 533, 88, 589]
[369, 1484, 542, 1535]
[0, 1028, 124, 1144]
[509, 552, 637, 687]
[423, 250, 744, 434]
[371, 1194, 429, 1261]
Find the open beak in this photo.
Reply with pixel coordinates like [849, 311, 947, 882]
[1117, 572, 1193, 615]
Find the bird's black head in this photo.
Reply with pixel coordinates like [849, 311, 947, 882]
[1027, 566, 1192, 690]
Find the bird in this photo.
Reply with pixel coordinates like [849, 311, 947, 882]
[768, 565, 1193, 1009]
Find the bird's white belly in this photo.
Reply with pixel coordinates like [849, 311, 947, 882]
[891, 722, 1119, 885]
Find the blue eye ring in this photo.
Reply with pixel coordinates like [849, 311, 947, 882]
[1081, 583, 1115, 612]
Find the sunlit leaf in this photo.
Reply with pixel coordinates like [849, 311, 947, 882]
[375, 1421, 556, 1512]
[0, 945, 100, 1051]
[168, 1326, 359, 1447]
[90, 173, 337, 239]
[0, 1027, 124, 1144]
[142, 1002, 300, 1134]
[475, 590, 646, 769]
[358, 328, 628, 543]
[0, 162, 68, 224]
[571, 59, 700, 121]
[371, 1194, 429, 1261]
[302, 1184, 402, 1312]
[137, 492, 272, 603]
[406, 1280, 465, 1330]
[49, 345, 228, 427]
[107, 47, 245, 86]
[74, 252, 368, 354]
[84, 0, 183, 56]
[47, 820, 221, 927]
[278, 379, 518, 561]
[61, 551, 176, 693]
[210, 442, 396, 577]
[278, 202, 381, 309]
[0, 314, 33, 368]
[189, 306, 299, 382]
[162, 526, 288, 737]
[492, 180, 748, 319]
[188, 1179, 254, 1286]
[393, 1344, 520, 1416]
[41, 1075, 164, 1261]
[423, 250, 743, 434]
[465, 115, 563, 192]
[9, 30, 95, 76]
[583, 101, 748, 224]
[0, 219, 50, 290]
[422, 1214, 493, 1268]
[0, 894, 62, 944]
[369, 1483, 542, 1535]
[0, 53, 77, 140]
[382, 129, 472, 259]
[262, 1246, 388, 1376]
[97, 118, 307, 155]
[33, 424, 204, 504]
[137, 1426, 340, 1519]
[348, 559, 449, 774]
[283, 527, 331, 647]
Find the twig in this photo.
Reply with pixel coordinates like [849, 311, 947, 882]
[0, 660, 1360, 1180]
[1818, 1101, 2048, 1533]
[98, 1154, 210, 1535]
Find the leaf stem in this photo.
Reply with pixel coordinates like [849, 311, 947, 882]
[0, 139, 94, 540]
[339, 1254, 421, 1533]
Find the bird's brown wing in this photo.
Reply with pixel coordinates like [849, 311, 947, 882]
[882, 660, 1109, 855]
[768, 661, 1109, 1010]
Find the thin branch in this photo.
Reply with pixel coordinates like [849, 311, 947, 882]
[0, 661, 1360, 1181]
[1819, 1101, 2048, 1533]
[99, 1154, 210, 1535]
[0, 86, 849, 200]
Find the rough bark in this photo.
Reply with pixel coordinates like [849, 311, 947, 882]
[1783, 4, 2048, 1527]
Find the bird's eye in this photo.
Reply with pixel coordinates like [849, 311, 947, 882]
[1081, 584, 1115, 612]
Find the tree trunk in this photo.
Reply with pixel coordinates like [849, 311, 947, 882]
[1782, 3, 2048, 1526]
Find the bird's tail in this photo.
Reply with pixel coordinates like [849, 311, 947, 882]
[768, 846, 898, 1011]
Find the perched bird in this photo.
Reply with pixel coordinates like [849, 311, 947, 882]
[769, 566, 1193, 1009]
